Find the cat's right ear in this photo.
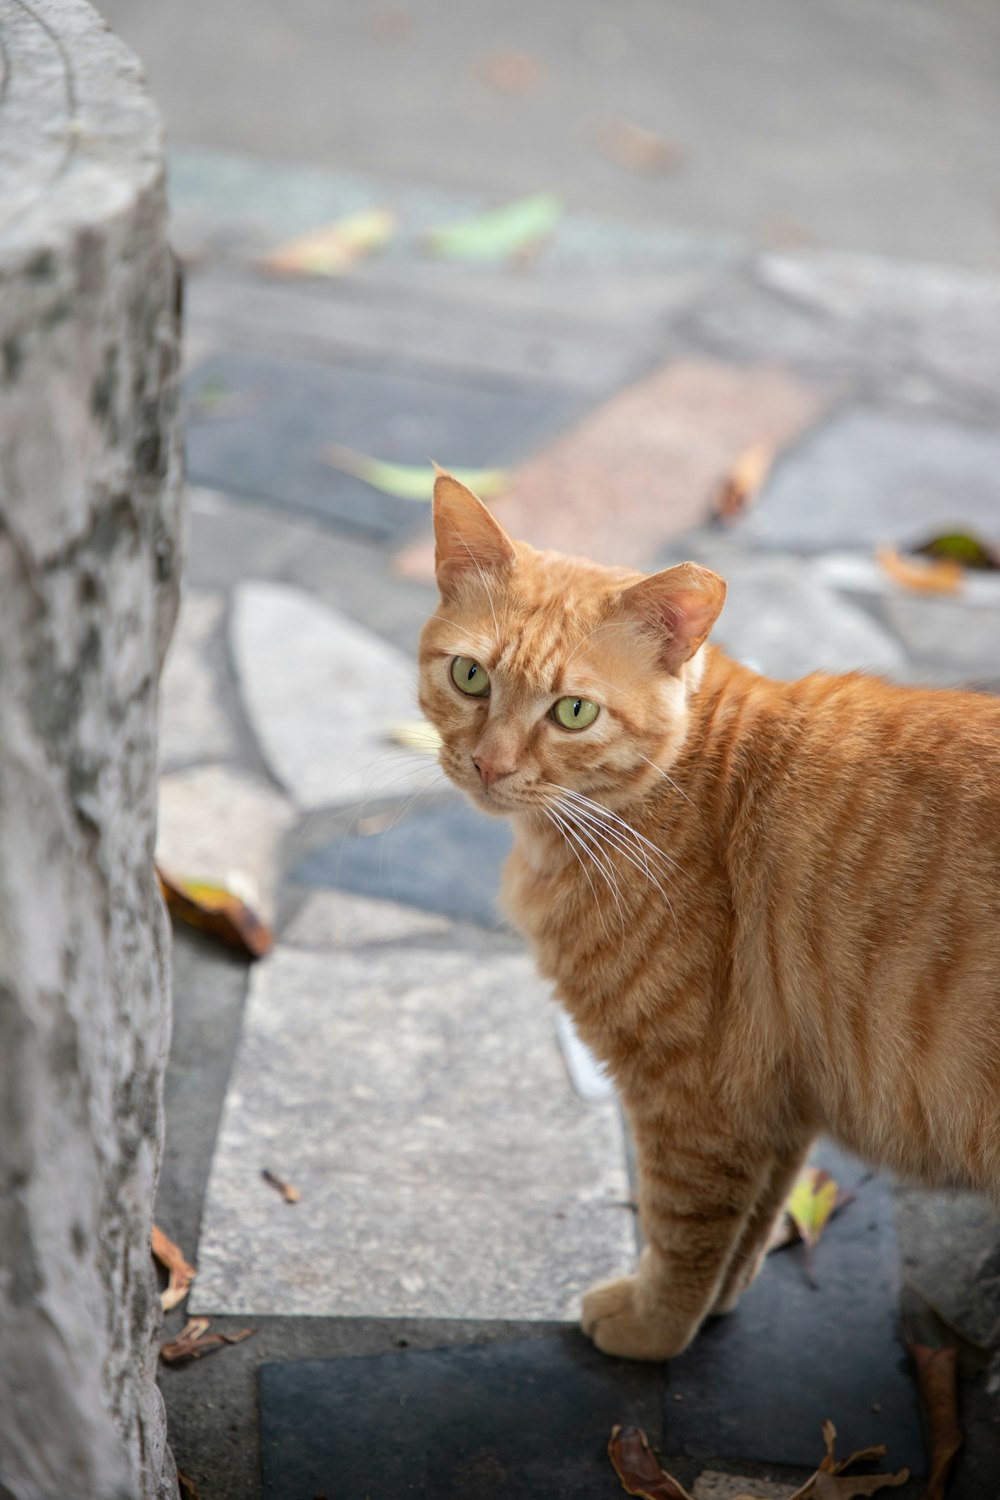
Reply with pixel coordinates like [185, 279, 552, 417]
[432, 472, 517, 598]
[619, 562, 727, 674]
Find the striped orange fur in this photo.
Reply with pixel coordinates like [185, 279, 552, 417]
[418, 473, 1000, 1361]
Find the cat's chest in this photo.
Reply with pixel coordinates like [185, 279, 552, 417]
[501, 840, 650, 993]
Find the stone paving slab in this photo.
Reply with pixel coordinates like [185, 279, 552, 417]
[159, 589, 242, 770]
[685, 548, 908, 682]
[397, 359, 828, 579]
[184, 348, 590, 541]
[230, 579, 436, 810]
[289, 801, 513, 929]
[258, 1336, 663, 1500]
[156, 763, 295, 924]
[738, 406, 1000, 554]
[282, 888, 453, 948]
[185, 268, 658, 396]
[665, 1145, 923, 1474]
[192, 946, 635, 1321]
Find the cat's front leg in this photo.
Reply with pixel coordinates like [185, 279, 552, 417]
[710, 1142, 812, 1315]
[581, 1119, 780, 1361]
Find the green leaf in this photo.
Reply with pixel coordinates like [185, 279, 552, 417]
[912, 531, 1000, 570]
[323, 445, 507, 502]
[424, 192, 562, 262]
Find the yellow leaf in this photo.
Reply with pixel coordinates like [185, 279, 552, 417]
[388, 720, 442, 753]
[157, 866, 273, 960]
[787, 1167, 839, 1248]
[262, 207, 396, 276]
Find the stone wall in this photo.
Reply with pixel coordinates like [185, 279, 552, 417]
[0, 2, 182, 1496]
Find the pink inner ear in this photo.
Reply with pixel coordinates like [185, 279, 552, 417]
[621, 563, 726, 673]
[433, 473, 516, 595]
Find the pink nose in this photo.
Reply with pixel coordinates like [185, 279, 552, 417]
[473, 755, 516, 790]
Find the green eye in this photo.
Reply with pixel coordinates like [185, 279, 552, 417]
[451, 656, 490, 697]
[553, 696, 599, 730]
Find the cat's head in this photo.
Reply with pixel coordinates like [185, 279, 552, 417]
[417, 474, 726, 819]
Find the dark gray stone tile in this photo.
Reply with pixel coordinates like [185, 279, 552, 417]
[289, 800, 513, 928]
[184, 350, 590, 541]
[258, 1334, 664, 1500]
[665, 1144, 924, 1475]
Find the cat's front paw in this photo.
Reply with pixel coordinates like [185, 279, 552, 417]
[581, 1274, 691, 1362]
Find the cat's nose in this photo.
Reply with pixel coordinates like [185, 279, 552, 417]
[473, 754, 516, 790]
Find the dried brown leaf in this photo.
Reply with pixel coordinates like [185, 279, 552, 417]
[714, 439, 775, 521]
[478, 49, 543, 93]
[151, 1224, 197, 1312]
[160, 1316, 254, 1366]
[177, 1473, 201, 1500]
[608, 1425, 694, 1500]
[598, 119, 682, 176]
[157, 866, 273, 960]
[876, 547, 963, 596]
[262, 1168, 301, 1204]
[908, 1343, 962, 1500]
[812, 1472, 908, 1498]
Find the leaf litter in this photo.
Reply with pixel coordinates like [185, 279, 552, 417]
[262, 1167, 301, 1204]
[160, 1317, 254, 1366]
[157, 865, 273, 960]
[766, 1166, 856, 1286]
[323, 444, 507, 502]
[261, 207, 396, 277]
[713, 439, 776, 522]
[478, 49, 543, 93]
[152, 1224, 197, 1312]
[423, 192, 562, 263]
[608, 1422, 907, 1500]
[388, 720, 442, 753]
[597, 119, 683, 176]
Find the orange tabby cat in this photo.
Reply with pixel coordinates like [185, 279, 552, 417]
[418, 473, 1000, 1362]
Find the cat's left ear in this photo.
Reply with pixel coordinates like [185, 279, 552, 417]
[619, 563, 727, 674]
[432, 471, 517, 598]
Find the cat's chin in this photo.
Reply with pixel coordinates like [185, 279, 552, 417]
[462, 784, 518, 818]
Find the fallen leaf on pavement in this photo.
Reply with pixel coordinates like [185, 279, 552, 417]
[261, 208, 396, 277]
[177, 1474, 201, 1500]
[609, 1421, 907, 1500]
[157, 866, 273, 960]
[324, 444, 507, 501]
[597, 119, 682, 176]
[912, 531, 1000, 570]
[160, 1317, 255, 1366]
[424, 192, 562, 262]
[262, 1168, 301, 1204]
[783, 1167, 845, 1286]
[478, 49, 543, 93]
[609, 1425, 694, 1500]
[713, 439, 775, 521]
[907, 1343, 962, 1500]
[389, 720, 442, 753]
[152, 1224, 197, 1312]
[768, 1168, 855, 1259]
[781, 1422, 906, 1500]
[876, 547, 963, 596]
[810, 1474, 908, 1499]
[900, 1284, 990, 1376]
